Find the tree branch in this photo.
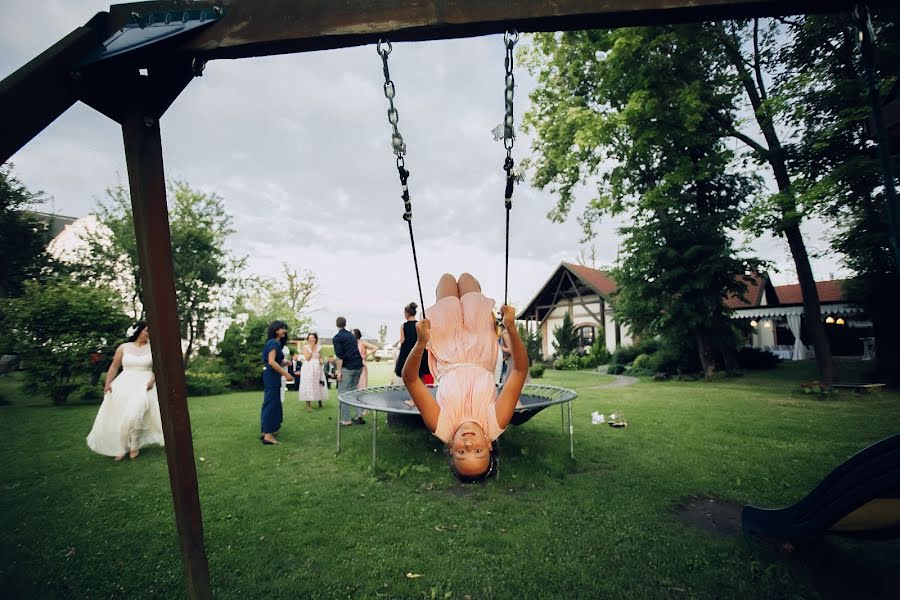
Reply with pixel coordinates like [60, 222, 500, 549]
[752, 19, 768, 104]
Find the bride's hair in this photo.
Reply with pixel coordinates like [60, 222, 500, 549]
[127, 321, 147, 342]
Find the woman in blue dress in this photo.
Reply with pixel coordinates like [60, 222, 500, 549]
[261, 320, 293, 445]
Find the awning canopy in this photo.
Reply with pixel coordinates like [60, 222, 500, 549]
[731, 302, 864, 319]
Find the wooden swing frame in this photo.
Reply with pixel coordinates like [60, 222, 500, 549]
[0, 2, 892, 597]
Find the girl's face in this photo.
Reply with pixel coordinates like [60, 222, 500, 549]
[449, 421, 491, 477]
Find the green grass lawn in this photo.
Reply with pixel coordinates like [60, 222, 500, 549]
[1, 361, 899, 599]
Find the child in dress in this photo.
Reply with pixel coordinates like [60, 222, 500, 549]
[402, 273, 528, 482]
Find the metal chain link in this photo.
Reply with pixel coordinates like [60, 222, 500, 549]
[502, 30, 518, 310]
[377, 39, 425, 316]
[377, 39, 413, 222]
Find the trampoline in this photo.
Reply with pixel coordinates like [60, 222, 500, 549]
[337, 384, 577, 467]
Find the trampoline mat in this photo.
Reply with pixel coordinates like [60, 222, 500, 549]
[339, 384, 576, 416]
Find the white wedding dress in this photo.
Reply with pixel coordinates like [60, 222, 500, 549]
[87, 342, 165, 456]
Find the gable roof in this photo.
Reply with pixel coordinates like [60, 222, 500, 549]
[724, 272, 771, 309]
[772, 280, 845, 305]
[562, 262, 618, 296]
[517, 262, 616, 322]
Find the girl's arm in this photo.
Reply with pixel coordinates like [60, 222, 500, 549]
[103, 345, 125, 393]
[402, 320, 440, 432]
[495, 307, 528, 428]
[269, 348, 294, 381]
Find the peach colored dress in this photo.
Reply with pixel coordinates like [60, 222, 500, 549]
[425, 291, 505, 444]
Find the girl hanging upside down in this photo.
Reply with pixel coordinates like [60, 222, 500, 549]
[402, 273, 528, 482]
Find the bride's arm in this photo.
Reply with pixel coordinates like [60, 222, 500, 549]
[104, 345, 125, 393]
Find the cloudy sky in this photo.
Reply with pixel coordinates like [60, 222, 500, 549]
[2, 1, 846, 341]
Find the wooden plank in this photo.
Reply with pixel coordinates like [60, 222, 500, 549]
[0, 13, 106, 164]
[105, 0, 862, 60]
[121, 102, 212, 600]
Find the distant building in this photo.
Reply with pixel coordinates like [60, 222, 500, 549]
[517, 262, 632, 357]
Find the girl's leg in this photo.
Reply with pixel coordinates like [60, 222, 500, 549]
[457, 272, 482, 296]
[435, 273, 458, 301]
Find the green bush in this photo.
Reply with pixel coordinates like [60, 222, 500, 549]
[736, 347, 780, 370]
[185, 371, 230, 396]
[631, 353, 653, 370]
[2, 280, 129, 404]
[610, 346, 640, 366]
[589, 337, 610, 365]
[553, 353, 582, 370]
[185, 355, 230, 396]
[529, 363, 545, 379]
[71, 381, 104, 403]
[579, 354, 598, 369]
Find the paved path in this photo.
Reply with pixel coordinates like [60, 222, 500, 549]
[576, 371, 639, 390]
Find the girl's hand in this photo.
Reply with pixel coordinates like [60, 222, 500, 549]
[416, 319, 431, 344]
[500, 305, 516, 329]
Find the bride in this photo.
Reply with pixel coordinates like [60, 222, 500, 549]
[87, 321, 165, 460]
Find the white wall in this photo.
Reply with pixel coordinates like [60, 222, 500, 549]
[539, 294, 631, 357]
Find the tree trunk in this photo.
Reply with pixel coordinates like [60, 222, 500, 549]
[783, 223, 837, 383]
[696, 330, 716, 378]
[716, 22, 837, 383]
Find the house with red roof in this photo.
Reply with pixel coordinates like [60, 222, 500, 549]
[519, 263, 872, 360]
[728, 274, 871, 359]
[517, 262, 633, 357]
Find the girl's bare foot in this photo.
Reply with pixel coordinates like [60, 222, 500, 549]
[128, 449, 139, 460]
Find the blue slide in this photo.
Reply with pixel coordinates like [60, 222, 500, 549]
[742, 433, 900, 541]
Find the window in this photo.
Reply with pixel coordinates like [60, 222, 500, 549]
[575, 325, 595, 349]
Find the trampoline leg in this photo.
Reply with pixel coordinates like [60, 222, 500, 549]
[567, 400, 574, 460]
[561, 403, 566, 434]
[371, 410, 378, 468]
[336, 399, 342, 455]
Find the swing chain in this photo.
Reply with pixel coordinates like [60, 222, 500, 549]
[377, 39, 412, 221]
[503, 30, 518, 210]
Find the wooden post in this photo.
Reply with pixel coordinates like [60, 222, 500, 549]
[121, 107, 213, 600]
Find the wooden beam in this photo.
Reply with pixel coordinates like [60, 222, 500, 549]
[563, 271, 605, 327]
[105, 0, 862, 60]
[121, 97, 212, 600]
[0, 13, 106, 164]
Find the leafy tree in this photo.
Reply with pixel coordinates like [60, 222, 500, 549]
[3, 280, 129, 404]
[523, 26, 758, 374]
[780, 11, 900, 384]
[517, 323, 543, 365]
[552, 311, 579, 358]
[710, 19, 838, 383]
[68, 180, 245, 367]
[217, 313, 271, 390]
[0, 165, 52, 299]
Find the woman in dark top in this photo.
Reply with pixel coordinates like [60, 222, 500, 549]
[261, 320, 293, 445]
[394, 302, 431, 381]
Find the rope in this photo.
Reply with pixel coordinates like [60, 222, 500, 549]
[406, 217, 426, 319]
